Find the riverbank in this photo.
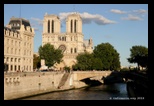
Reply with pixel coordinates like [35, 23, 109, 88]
[4, 71, 111, 100]
[13, 86, 87, 100]
[21, 83, 128, 100]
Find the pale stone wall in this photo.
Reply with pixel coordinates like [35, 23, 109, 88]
[4, 72, 64, 100]
[4, 71, 111, 100]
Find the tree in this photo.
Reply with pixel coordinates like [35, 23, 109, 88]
[91, 58, 103, 70]
[38, 43, 63, 68]
[33, 54, 41, 69]
[93, 42, 121, 71]
[127, 45, 148, 70]
[72, 52, 104, 71]
[73, 52, 92, 70]
[64, 66, 70, 72]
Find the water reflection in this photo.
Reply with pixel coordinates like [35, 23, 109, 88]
[21, 83, 128, 100]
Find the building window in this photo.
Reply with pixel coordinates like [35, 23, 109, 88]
[15, 65, 16, 71]
[18, 65, 20, 71]
[62, 37, 64, 41]
[48, 20, 50, 33]
[71, 20, 73, 33]
[71, 48, 73, 53]
[11, 58, 13, 62]
[15, 58, 17, 62]
[15, 41, 17, 46]
[11, 65, 13, 71]
[74, 20, 76, 33]
[74, 48, 77, 53]
[52, 20, 54, 33]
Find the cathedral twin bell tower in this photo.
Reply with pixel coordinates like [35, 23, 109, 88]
[42, 12, 93, 70]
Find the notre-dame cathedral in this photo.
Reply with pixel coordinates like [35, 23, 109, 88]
[42, 13, 93, 70]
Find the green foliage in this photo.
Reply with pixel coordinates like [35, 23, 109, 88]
[93, 42, 121, 70]
[64, 66, 70, 72]
[72, 43, 120, 71]
[38, 43, 63, 67]
[73, 52, 92, 70]
[72, 52, 98, 70]
[33, 54, 41, 69]
[91, 58, 103, 70]
[127, 45, 148, 69]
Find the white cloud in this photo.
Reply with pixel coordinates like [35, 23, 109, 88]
[121, 14, 143, 21]
[110, 9, 126, 14]
[31, 17, 43, 25]
[59, 12, 74, 21]
[59, 12, 116, 25]
[133, 9, 147, 14]
[30, 12, 116, 31]
[30, 17, 44, 31]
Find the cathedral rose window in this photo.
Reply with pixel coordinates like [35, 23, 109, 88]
[58, 45, 66, 53]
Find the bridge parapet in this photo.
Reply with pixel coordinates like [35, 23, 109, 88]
[72, 71, 112, 81]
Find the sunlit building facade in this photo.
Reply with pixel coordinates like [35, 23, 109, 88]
[42, 13, 93, 70]
[4, 17, 35, 72]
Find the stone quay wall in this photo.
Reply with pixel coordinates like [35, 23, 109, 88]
[4, 72, 65, 100]
[4, 71, 111, 100]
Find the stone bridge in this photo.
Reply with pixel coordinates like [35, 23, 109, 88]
[72, 71, 112, 81]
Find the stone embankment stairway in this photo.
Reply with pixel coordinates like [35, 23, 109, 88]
[58, 73, 70, 89]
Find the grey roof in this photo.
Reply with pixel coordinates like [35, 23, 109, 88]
[4, 26, 19, 34]
[8, 17, 31, 30]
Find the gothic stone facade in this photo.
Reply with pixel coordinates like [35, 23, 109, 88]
[42, 13, 93, 70]
[4, 17, 35, 72]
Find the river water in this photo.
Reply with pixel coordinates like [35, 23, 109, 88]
[21, 83, 130, 100]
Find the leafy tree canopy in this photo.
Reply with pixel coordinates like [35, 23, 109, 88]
[93, 42, 120, 70]
[127, 45, 148, 69]
[33, 54, 41, 69]
[38, 43, 63, 68]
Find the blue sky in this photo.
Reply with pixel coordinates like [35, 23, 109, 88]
[4, 4, 148, 67]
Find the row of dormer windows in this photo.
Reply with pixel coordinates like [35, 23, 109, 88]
[4, 30, 20, 38]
